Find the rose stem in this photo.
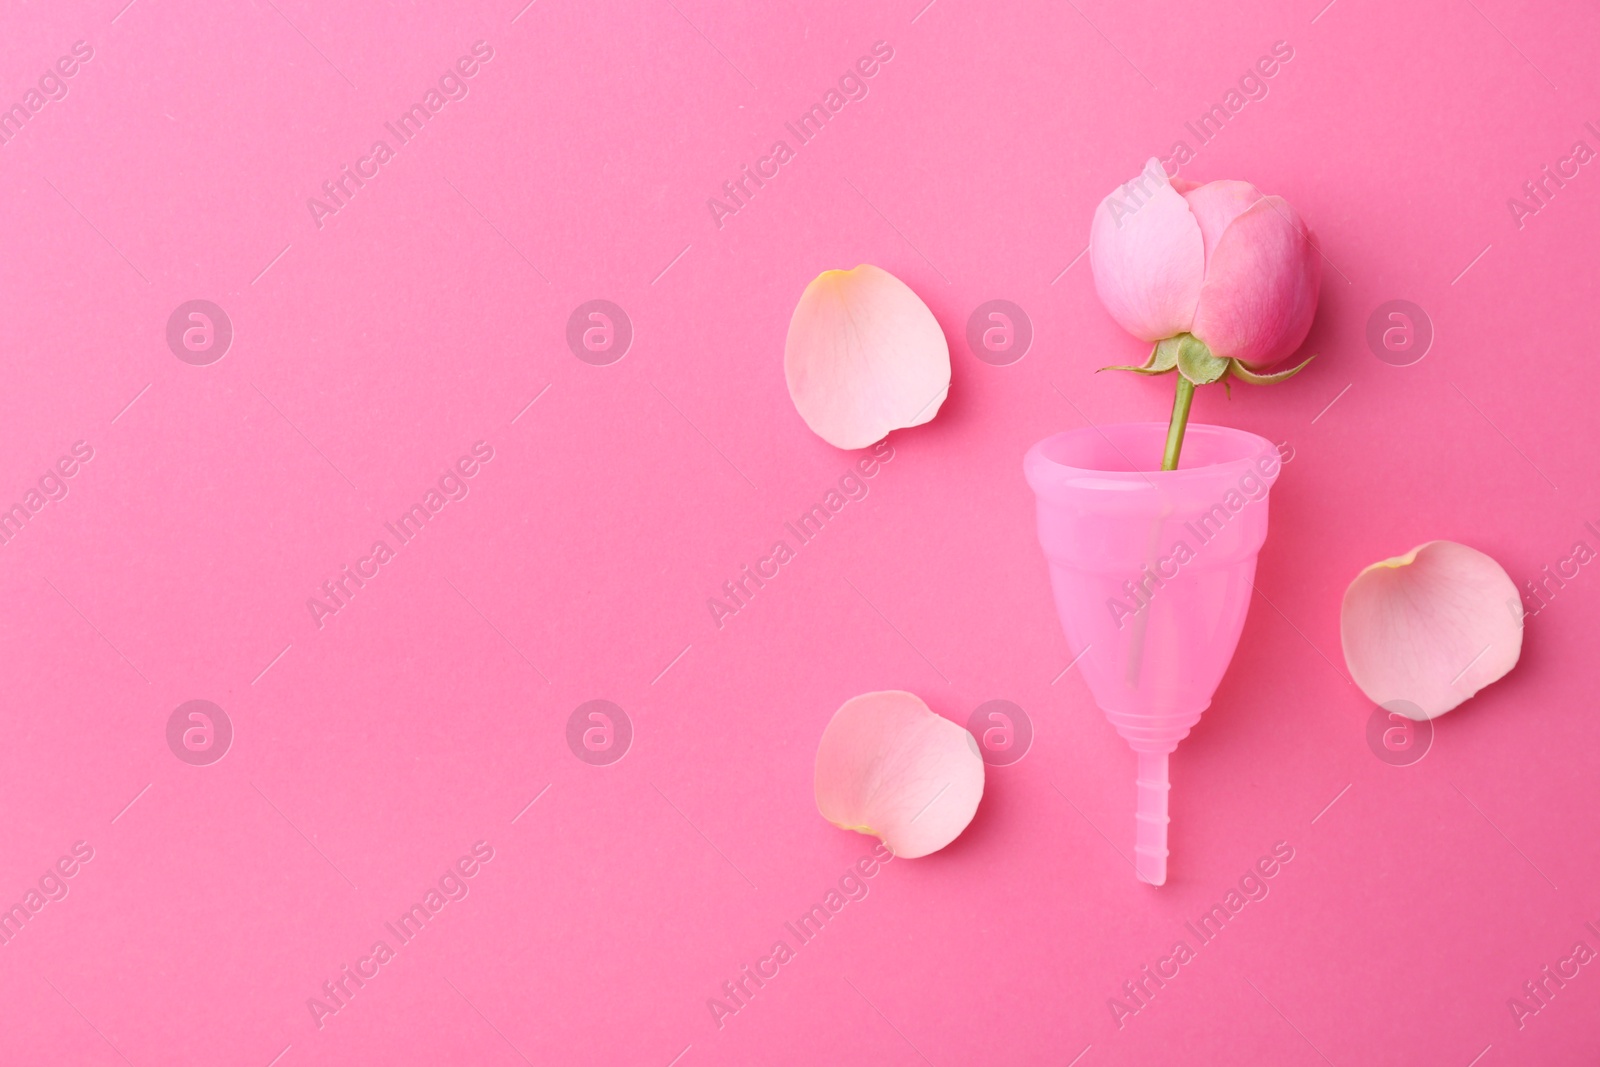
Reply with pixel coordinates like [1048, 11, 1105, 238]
[1161, 375, 1195, 471]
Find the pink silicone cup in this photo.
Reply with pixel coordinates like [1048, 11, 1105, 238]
[1024, 422, 1282, 885]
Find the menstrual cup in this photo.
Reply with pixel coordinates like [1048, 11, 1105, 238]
[1024, 423, 1281, 885]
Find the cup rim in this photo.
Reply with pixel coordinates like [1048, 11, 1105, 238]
[1024, 422, 1281, 494]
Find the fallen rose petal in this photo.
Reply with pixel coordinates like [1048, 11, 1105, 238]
[1340, 540, 1523, 720]
[783, 265, 950, 450]
[814, 690, 984, 858]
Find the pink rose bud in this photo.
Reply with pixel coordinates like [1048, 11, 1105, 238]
[1090, 158, 1321, 370]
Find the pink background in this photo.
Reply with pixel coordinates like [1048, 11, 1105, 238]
[2, 0, 1598, 1063]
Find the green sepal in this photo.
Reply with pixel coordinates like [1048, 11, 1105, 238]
[1227, 352, 1316, 385]
[1150, 336, 1182, 372]
[1174, 334, 1228, 385]
[1098, 339, 1178, 376]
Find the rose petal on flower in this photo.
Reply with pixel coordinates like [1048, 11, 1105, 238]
[814, 690, 984, 859]
[1190, 195, 1321, 368]
[783, 264, 950, 451]
[1340, 541, 1524, 720]
[1089, 157, 1205, 342]
[1180, 179, 1262, 263]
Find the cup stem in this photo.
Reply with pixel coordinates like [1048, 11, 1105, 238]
[1134, 749, 1171, 886]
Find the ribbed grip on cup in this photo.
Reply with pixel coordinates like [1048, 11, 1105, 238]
[1135, 750, 1170, 886]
